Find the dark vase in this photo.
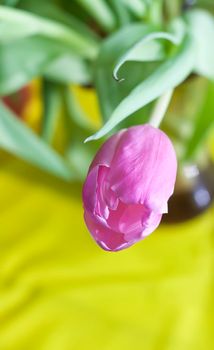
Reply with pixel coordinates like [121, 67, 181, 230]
[161, 76, 214, 223]
[163, 160, 214, 223]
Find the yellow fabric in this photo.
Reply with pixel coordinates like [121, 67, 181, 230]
[0, 155, 213, 350]
[0, 83, 214, 350]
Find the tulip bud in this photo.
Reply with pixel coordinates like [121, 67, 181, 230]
[83, 124, 177, 251]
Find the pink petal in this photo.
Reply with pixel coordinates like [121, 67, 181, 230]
[89, 130, 125, 171]
[140, 211, 162, 238]
[95, 166, 109, 219]
[83, 124, 177, 251]
[107, 201, 145, 236]
[84, 210, 131, 251]
[82, 166, 99, 214]
[84, 199, 162, 251]
[108, 125, 177, 214]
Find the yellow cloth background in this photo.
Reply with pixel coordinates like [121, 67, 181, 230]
[0, 83, 214, 350]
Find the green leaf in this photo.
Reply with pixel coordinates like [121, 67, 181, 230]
[113, 30, 182, 81]
[2, 0, 19, 6]
[113, 17, 186, 81]
[86, 35, 195, 142]
[0, 6, 98, 59]
[0, 102, 76, 180]
[120, 0, 147, 18]
[0, 36, 58, 95]
[66, 140, 99, 180]
[63, 86, 96, 132]
[96, 60, 159, 124]
[44, 54, 91, 85]
[97, 23, 154, 64]
[75, 0, 116, 32]
[94, 20, 185, 123]
[94, 24, 157, 121]
[187, 9, 214, 80]
[108, 0, 132, 27]
[0, 36, 90, 95]
[41, 80, 61, 144]
[19, 0, 100, 44]
[183, 82, 214, 160]
[62, 86, 100, 180]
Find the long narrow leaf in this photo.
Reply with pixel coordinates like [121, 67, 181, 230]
[120, 0, 147, 18]
[86, 35, 195, 141]
[0, 102, 76, 180]
[20, 0, 100, 43]
[64, 86, 96, 132]
[184, 82, 214, 160]
[75, 0, 116, 32]
[94, 21, 185, 123]
[3, 0, 19, 5]
[108, 0, 132, 27]
[113, 31, 181, 81]
[187, 10, 214, 81]
[113, 17, 186, 80]
[96, 24, 153, 64]
[0, 36, 90, 95]
[94, 24, 156, 120]
[0, 6, 98, 59]
[44, 54, 91, 85]
[41, 81, 61, 143]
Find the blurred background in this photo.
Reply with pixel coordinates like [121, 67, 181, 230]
[0, 0, 214, 349]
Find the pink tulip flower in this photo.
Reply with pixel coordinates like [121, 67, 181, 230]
[83, 124, 177, 251]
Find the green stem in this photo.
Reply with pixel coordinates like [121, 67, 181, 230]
[149, 89, 174, 128]
[148, 0, 164, 26]
[163, 0, 182, 22]
[41, 80, 61, 144]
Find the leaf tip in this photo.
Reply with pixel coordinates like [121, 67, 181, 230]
[84, 136, 92, 143]
[112, 71, 125, 83]
[84, 131, 101, 142]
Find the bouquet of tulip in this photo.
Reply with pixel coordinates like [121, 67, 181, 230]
[0, 0, 214, 250]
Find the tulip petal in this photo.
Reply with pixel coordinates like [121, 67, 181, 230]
[95, 165, 109, 219]
[82, 166, 99, 214]
[89, 130, 125, 171]
[107, 200, 145, 236]
[83, 124, 177, 251]
[108, 125, 177, 213]
[84, 210, 132, 251]
[141, 211, 162, 237]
